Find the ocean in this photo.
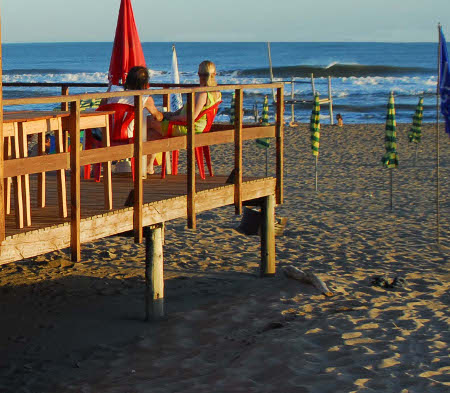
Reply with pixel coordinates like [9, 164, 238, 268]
[1, 42, 442, 124]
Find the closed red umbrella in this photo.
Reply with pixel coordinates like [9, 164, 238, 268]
[108, 0, 146, 86]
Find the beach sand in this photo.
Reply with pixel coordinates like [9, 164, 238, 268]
[0, 123, 448, 392]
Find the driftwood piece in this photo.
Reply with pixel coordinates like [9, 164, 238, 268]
[284, 265, 333, 297]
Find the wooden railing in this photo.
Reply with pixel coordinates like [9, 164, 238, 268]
[0, 83, 284, 260]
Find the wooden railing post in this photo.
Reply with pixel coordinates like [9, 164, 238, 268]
[276, 86, 284, 205]
[0, 14, 5, 244]
[163, 94, 170, 111]
[234, 88, 243, 215]
[133, 95, 144, 243]
[61, 85, 70, 152]
[61, 85, 69, 111]
[260, 194, 276, 276]
[186, 92, 196, 229]
[69, 100, 81, 262]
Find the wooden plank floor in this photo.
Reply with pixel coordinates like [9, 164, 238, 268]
[5, 172, 258, 237]
[1, 171, 275, 265]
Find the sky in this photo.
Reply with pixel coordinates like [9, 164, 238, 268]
[1, 0, 449, 43]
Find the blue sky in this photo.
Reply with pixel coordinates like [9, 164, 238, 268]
[1, 0, 449, 43]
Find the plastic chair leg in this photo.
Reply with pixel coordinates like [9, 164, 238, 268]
[195, 147, 206, 180]
[203, 146, 213, 176]
[94, 163, 101, 182]
[84, 164, 91, 179]
[161, 152, 167, 179]
[172, 150, 179, 175]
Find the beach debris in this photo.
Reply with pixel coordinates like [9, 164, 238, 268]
[283, 265, 333, 297]
[371, 275, 407, 289]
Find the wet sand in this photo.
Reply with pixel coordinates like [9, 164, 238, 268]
[0, 123, 449, 392]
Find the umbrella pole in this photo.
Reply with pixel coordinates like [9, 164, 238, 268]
[390, 169, 393, 211]
[414, 143, 418, 167]
[436, 24, 441, 244]
[315, 156, 318, 191]
[265, 149, 268, 177]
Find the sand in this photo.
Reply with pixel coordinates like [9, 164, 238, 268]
[0, 123, 448, 392]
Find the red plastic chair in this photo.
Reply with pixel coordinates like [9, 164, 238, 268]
[161, 100, 222, 179]
[84, 103, 135, 181]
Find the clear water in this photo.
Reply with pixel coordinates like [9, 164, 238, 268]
[1, 42, 442, 124]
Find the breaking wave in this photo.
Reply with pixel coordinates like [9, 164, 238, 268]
[234, 64, 434, 78]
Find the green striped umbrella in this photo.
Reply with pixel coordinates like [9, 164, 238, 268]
[381, 92, 398, 210]
[229, 92, 235, 125]
[261, 95, 269, 125]
[310, 93, 320, 157]
[310, 93, 320, 190]
[381, 92, 399, 169]
[80, 98, 102, 111]
[408, 97, 424, 144]
[256, 95, 270, 149]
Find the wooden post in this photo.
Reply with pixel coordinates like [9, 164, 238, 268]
[234, 88, 243, 215]
[162, 93, 172, 175]
[144, 225, 165, 321]
[276, 87, 284, 204]
[186, 92, 196, 229]
[17, 123, 31, 226]
[311, 73, 316, 96]
[61, 85, 69, 152]
[3, 138, 10, 215]
[134, 95, 143, 243]
[328, 76, 334, 125]
[55, 118, 68, 218]
[69, 100, 81, 262]
[61, 85, 69, 111]
[0, 10, 4, 243]
[37, 128, 46, 208]
[290, 77, 295, 125]
[163, 94, 169, 111]
[260, 195, 276, 276]
[102, 115, 112, 210]
[11, 128, 24, 228]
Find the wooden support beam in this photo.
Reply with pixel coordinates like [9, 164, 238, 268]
[17, 123, 31, 227]
[11, 129, 24, 229]
[55, 118, 68, 218]
[144, 224, 165, 321]
[102, 115, 112, 210]
[61, 85, 69, 111]
[276, 87, 284, 205]
[186, 92, 196, 229]
[234, 88, 243, 215]
[37, 130, 46, 208]
[163, 94, 169, 111]
[133, 95, 144, 243]
[61, 86, 69, 151]
[260, 194, 276, 276]
[3, 137, 10, 215]
[69, 100, 81, 262]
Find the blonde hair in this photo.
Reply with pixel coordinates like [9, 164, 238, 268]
[198, 60, 217, 87]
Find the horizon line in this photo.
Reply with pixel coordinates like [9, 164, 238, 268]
[2, 40, 438, 45]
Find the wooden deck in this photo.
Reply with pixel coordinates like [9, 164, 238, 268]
[0, 173, 276, 265]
